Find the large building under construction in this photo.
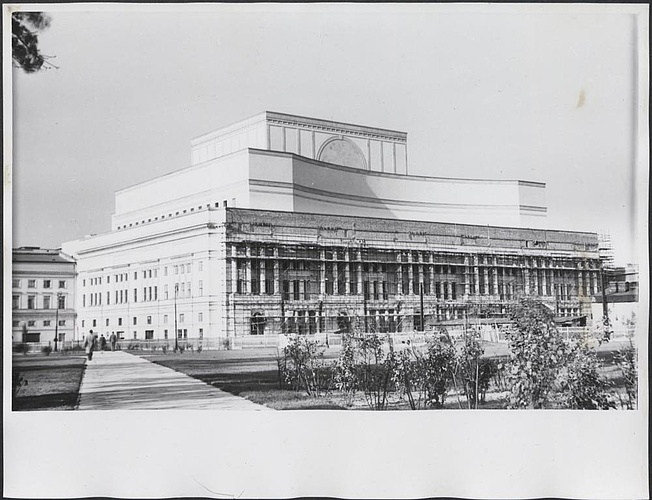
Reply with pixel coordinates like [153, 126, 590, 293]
[62, 112, 601, 345]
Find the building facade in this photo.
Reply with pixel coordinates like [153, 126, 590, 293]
[62, 112, 600, 345]
[12, 247, 77, 345]
[63, 207, 601, 344]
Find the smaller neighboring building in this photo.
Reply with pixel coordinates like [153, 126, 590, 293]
[591, 264, 639, 336]
[12, 247, 77, 345]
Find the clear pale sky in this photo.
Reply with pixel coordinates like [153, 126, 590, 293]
[10, 4, 646, 264]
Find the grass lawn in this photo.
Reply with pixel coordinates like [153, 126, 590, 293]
[12, 353, 87, 411]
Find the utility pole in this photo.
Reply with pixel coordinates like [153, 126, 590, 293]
[601, 268, 609, 323]
[419, 282, 424, 332]
[54, 301, 59, 352]
[174, 284, 179, 352]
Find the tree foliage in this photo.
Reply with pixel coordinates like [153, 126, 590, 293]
[507, 297, 570, 409]
[12, 12, 53, 73]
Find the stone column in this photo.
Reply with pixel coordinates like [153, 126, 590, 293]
[541, 268, 547, 296]
[492, 257, 499, 296]
[357, 261, 363, 296]
[464, 255, 471, 297]
[244, 246, 251, 295]
[333, 261, 339, 295]
[429, 261, 435, 296]
[319, 249, 326, 295]
[407, 253, 414, 295]
[260, 260, 266, 295]
[524, 266, 530, 295]
[273, 248, 280, 296]
[474, 256, 480, 296]
[483, 266, 489, 296]
[344, 252, 351, 295]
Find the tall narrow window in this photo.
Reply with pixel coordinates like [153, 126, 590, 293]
[58, 295, 66, 309]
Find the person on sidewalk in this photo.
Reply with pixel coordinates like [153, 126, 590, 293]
[109, 332, 117, 351]
[99, 334, 107, 352]
[83, 330, 97, 361]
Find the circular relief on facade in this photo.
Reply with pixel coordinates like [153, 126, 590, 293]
[318, 138, 367, 170]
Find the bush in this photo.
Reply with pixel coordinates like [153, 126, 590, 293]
[562, 342, 615, 410]
[280, 335, 332, 396]
[13, 343, 29, 355]
[352, 333, 397, 410]
[506, 297, 570, 409]
[420, 335, 457, 408]
[456, 331, 485, 409]
[41, 345, 53, 356]
[613, 339, 637, 409]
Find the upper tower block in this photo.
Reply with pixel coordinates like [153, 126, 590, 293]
[190, 111, 409, 174]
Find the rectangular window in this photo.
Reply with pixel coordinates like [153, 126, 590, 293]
[175, 265, 179, 275]
[154, 286, 158, 301]
[58, 320, 66, 327]
[58, 280, 66, 289]
[164, 267, 168, 276]
[43, 279, 51, 288]
[28, 320, 36, 327]
[198, 261, 203, 272]
[293, 280, 300, 300]
[43, 320, 51, 326]
[148, 286, 152, 301]
[145, 330, 154, 340]
[133, 316, 137, 325]
[282, 280, 290, 301]
[93, 319, 97, 327]
[134, 289, 137, 302]
[13, 279, 20, 288]
[179, 313, 185, 323]
[107, 291, 110, 305]
[198, 280, 203, 296]
[164, 285, 169, 300]
[199, 328, 203, 339]
[107, 275, 110, 284]
[43, 295, 51, 309]
[82, 320, 85, 328]
[25, 332, 41, 343]
[118, 317, 123, 326]
[134, 272, 137, 280]
[143, 271, 146, 279]
[12, 295, 20, 309]
[198, 312, 203, 322]
[27, 295, 35, 309]
[163, 314, 168, 323]
[28, 279, 36, 288]
[148, 270, 152, 278]
[143, 287, 147, 301]
[164, 329, 168, 339]
[147, 316, 152, 325]
[106, 318, 109, 327]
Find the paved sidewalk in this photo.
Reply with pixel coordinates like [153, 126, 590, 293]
[77, 351, 271, 410]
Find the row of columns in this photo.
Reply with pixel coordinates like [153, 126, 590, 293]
[229, 245, 600, 299]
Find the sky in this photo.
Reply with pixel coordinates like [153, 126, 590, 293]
[9, 4, 647, 265]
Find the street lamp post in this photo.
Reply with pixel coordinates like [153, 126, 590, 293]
[174, 284, 179, 352]
[54, 292, 62, 352]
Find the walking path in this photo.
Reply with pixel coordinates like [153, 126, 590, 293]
[77, 351, 271, 410]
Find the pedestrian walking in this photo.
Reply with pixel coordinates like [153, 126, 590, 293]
[110, 332, 117, 351]
[83, 330, 97, 361]
[99, 334, 107, 352]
